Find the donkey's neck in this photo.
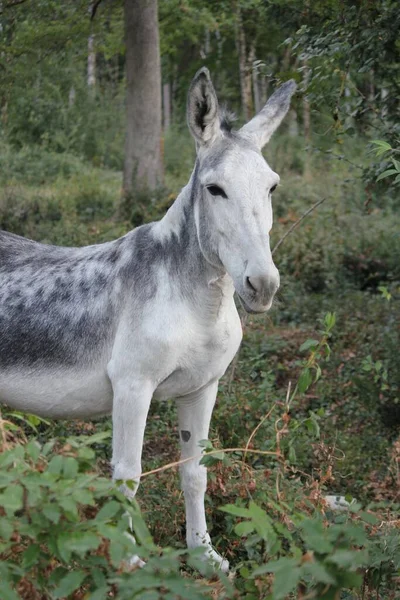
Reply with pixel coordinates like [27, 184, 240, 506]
[153, 166, 232, 309]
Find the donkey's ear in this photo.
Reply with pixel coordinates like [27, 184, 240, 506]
[240, 80, 297, 149]
[187, 67, 221, 147]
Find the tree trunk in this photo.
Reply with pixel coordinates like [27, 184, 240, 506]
[87, 33, 96, 90]
[236, 5, 253, 121]
[252, 63, 261, 114]
[123, 0, 163, 199]
[302, 60, 311, 179]
[163, 82, 171, 131]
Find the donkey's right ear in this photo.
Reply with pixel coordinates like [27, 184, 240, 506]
[187, 67, 221, 147]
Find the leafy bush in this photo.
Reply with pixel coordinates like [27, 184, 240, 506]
[0, 427, 231, 599]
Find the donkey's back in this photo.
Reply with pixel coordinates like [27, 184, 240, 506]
[0, 229, 138, 417]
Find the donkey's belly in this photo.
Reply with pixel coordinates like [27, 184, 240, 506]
[0, 367, 113, 419]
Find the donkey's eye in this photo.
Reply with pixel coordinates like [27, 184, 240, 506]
[207, 185, 227, 198]
[270, 184, 278, 194]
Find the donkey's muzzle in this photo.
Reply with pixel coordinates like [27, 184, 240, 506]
[241, 267, 280, 312]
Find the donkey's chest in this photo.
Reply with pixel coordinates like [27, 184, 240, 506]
[153, 303, 242, 400]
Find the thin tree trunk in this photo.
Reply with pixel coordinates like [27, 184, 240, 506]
[236, 5, 253, 121]
[123, 0, 163, 200]
[302, 60, 311, 178]
[68, 87, 76, 108]
[87, 33, 96, 89]
[252, 62, 261, 114]
[163, 82, 171, 131]
[288, 109, 299, 137]
[259, 75, 267, 107]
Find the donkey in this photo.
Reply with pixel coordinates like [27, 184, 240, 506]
[0, 68, 296, 571]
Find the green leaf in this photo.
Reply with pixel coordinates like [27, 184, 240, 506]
[376, 169, 398, 181]
[0, 517, 14, 540]
[301, 520, 333, 554]
[329, 549, 367, 568]
[300, 339, 319, 352]
[0, 582, 20, 600]
[235, 520, 255, 536]
[252, 557, 299, 577]
[47, 455, 64, 476]
[25, 440, 41, 462]
[0, 485, 23, 516]
[219, 504, 251, 518]
[198, 439, 213, 450]
[359, 510, 379, 525]
[392, 157, 400, 171]
[63, 457, 79, 479]
[43, 503, 61, 524]
[324, 311, 336, 330]
[273, 566, 301, 599]
[22, 544, 41, 569]
[52, 570, 86, 599]
[303, 561, 336, 585]
[64, 532, 100, 556]
[298, 368, 312, 393]
[109, 539, 125, 566]
[59, 496, 78, 518]
[72, 488, 94, 505]
[371, 140, 392, 155]
[95, 500, 121, 522]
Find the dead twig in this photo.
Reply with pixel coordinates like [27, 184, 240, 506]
[272, 197, 327, 256]
[139, 447, 279, 480]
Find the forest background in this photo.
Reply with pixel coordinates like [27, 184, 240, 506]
[0, 1, 399, 599]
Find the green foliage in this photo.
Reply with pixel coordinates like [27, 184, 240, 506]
[0, 431, 231, 599]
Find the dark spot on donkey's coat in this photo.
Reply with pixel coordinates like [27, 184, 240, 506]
[180, 430, 191, 442]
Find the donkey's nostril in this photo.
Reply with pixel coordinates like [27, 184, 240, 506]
[246, 276, 257, 293]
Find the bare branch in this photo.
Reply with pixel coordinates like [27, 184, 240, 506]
[2, 0, 30, 10]
[90, 0, 103, 21]
[272, 197, 327, 256]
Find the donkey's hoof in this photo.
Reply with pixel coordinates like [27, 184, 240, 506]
[124, 554, 146, 570]
[218, 557, 230, 573]
[205, 548, 230, 573]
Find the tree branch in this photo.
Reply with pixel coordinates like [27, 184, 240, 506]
[2, 0, 30, 10]
[90, 0, 103, 21]
[272, 197, 327, 256]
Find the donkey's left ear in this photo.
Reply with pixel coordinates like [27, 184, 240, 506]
[187, 67, 221, 147]
[240, 80, 297, 149]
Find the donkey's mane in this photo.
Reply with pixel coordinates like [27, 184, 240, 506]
[219, 107, 236, 133]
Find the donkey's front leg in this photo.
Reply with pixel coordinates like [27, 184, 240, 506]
[110, 376, 154, 567]
[177, 381, 229, 572]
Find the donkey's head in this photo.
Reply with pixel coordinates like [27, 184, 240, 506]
[187, 67, 296, 313]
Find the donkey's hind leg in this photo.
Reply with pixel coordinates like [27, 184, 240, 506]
[109, 375, 154, 568]
[177, 381, 229, 572]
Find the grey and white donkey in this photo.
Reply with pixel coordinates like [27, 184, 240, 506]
[0, 68, 296, 570]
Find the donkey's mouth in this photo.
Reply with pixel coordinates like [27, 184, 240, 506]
[237, 294, 272, 314]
